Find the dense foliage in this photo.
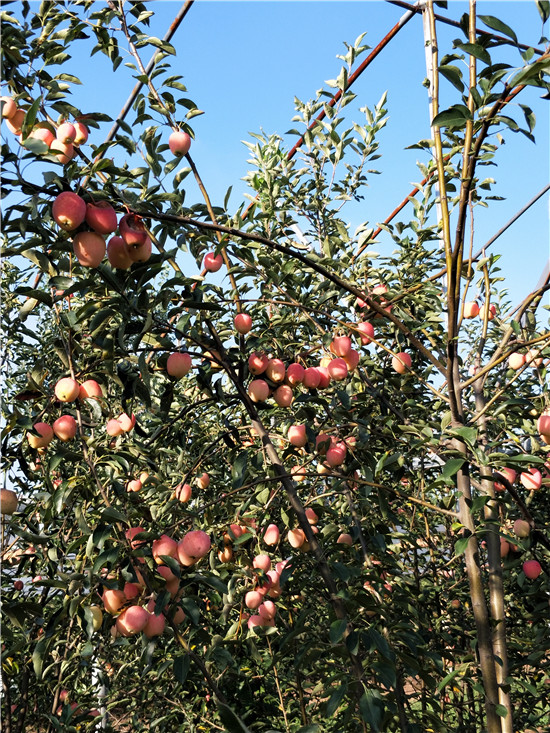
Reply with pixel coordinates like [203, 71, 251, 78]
[1, 2, 549, 732]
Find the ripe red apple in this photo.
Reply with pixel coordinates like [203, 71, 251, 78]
[117, 605, 149, 635]
[53, 415, 77, 441]
[302, 367, 321, 389]
[1, 489, 18, 515]
[253, 554, 271, 572]
[248, 352, 269, 375]
[29, 126, 55, 146]
[520, 468, 542, 491]
[356, 321, 374, 345]
[50, 139, 74, 164]
[328, 358, 349, 381]
[291, 465, 306, 482]
[288, 424, 307, 447]
[463, 301, 480, 319]
[106, 418, 123, 437]
[234, 313, 252, 334]
[196, 472, 210, 489]
[326, 442, 347, 467]
[494, 467, 516, 492]
[287, 528, 306, 549]
[538, 414, 550, 437]
[85, 201, 118, 234]
[117, 413, 135, 433]
[79, 380, 103, 400]
[55, 377, 80, 402]
[337, 533, 353, 546]
[286, 362, 305, 385]
[513, 519, 531, 538]
[27, 422, 54, 449]
[102, 588, 126, 615]
[508, 353, 525, 371]
[52, 191, 87, 231]
[523, 560, 542, 580]
[263, 524, 280, 546]
[331, 336, 352, 357]
[13, 579, 24, 591]
[168, 130, 191, 156]
[174, 482, 192, 503]
[167, 352, 192, 378]
[56, 122, 76, 144]
[127, 236, 152, 263]
[73, 121, 89, 146]
[152, 534, 179, 564]
[143, 610, 165, 638]
[179, 530, 211, 560]
[266, 358, 285, 383]
[305, 507, 319, 524]
[126, 478, 142, 493]
[343, 349, 360, 371]
[73, 231, 106, 268]
[248, 379, 270, 402]
[107, 236, 133, 269]
[203, 252, 223, 272]
[392, 352, 411, 374]
[119, 213, 148, 247]
[5, 109, 25, 135]
[1, 96, 17, 119]
[480, 302, 496, 321]
[273, 384, 293, 407]
[500, 538, 510, 558]
[258, 600, 276, 620]
[526, 349, 543, 367]
[126, 526, 146, 549]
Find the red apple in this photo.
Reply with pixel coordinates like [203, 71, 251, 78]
[53, 415, 77, 441]
[343, 349, 360, 371]
[196, 473, 210, 489]
[117, 413, 135, 433]
[538, 413, 550, 437]
[266, 359, 285, 383]
[263, 524, 280, 546]
[30, 126, 55, 146]
[326, 442, 347, 467]
[248, 379, 270, 402]
[494, 467, 516, 492]
[245, 591, 264, 610]
[508, 353, 525, 371]
[102, 589, 126, 615]
[73, 121, 89, 145]
[27, 422, 54, 449]
[463, 301, 480, 319]
[356, 321, 374, 345]
[513, 519, 530, 538]
[85, 201, 118, 234]
[179, 530, 211, 560]
[168, 130, 191, 156]
[49, 139, 74, 164]
[52, 191, 86, 231]
[288, 424, 307, 447]
[107, 236, 133, 269]
[316, 366, 331, 389]
[55, 377, 80, 402]
[5, 108, 25, 135]
[302, 367, 321, 389]
[79, 380, 103, 400]
[127, 236, 152, 263]
[143, 611, 165, 638]
[523, 560, 542, 580]
[203, 252, 223, 272]
[167, 352, 192, 378]
[327, 358, 348, 381]
[119, 213, 148, 247]
[286, 362, 305, 385]
[480, 302, 496, 321]
[1, 489, 18, 515]
[106, 419, 123, 437]
[174, 482, 192, 503]
[331, 336, 352, 358]
[253, 554, 271, 572]
[392, 352, 411, 374]
[248, 352, 269, 375]
[1, 96, 17, 119]
[273, 384, 293, 407]
[117, 605, 149, 635]
[56, 122, 76, 144]
[520, 468, 542, 491]
[337, 533, 353, 546]
[152, 534, 179, 564]
[73, 231, 106, 268]
[287, 528, 306, 548]
[234, 313, 252, 334]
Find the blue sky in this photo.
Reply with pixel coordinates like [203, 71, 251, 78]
[7, 1, 550, 310]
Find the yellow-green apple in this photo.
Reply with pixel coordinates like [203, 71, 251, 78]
[89, 605, 103, 631]
[203, 252, 223, 272]
[286, 362, 305, 385]
[513, 519, 531, 538]
[85, 201, 118, 234]
[248, 379, 270, 402]
[73, 121, 89, 145]
[463, 301, 479, 318]
[55, 377, 80, 402]
[288, 424, 307, 447]
[1, 489, 18, 515]
[303, 367, 321, 389]
[79, 380, 103, 400]
[392, 352, 411, 374]
[107, 236, 133, 269]
[56, 122, 76, 144]
[508, 353, 525, 370]
[520, 468, 542, 491]
[523, 560, 541, 580]
[234, 313, 252, 334]
[53, 415, 77, 441]
[52, 191, 86, 231]
[73, 231, 106, 267]
[273, 384, 293, 407]
[1, 96, 17, 119]
[167, 352, 192, 378]
[49, 139, 74, 163]
[168, 130, 191, 156]
[27, 422, 54, 449]
[263, 524, 280, 546]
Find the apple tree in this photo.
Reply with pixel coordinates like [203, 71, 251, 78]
[1, 2, 549, 732]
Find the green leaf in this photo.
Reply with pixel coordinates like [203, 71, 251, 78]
[455, 42, 492, 65]
[495, 704, 509, 718]
[454, 536, 471, 556]
[432, 104, 472, 128]
[442, 458, 465, 479]
[359, 689, 384, 731]
[173, 654, 190, 684]
[478, 15, 518, 44]
[438, 64, 464, 92]
[216, 703, 253, 732]
[448, 426, 478, 448]
[329, 618, 348, 644]
[231, 452, 248, 490]
[325, 683, 347, 716]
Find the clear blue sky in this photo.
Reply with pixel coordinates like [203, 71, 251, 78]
[9, 1, 550, 310]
